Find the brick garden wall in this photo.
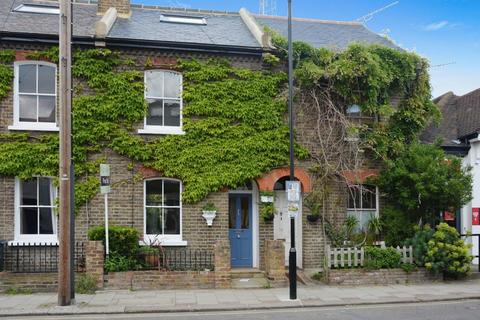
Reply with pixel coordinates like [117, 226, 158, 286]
[328, 268, 440, 286]
[0, 273, 57, 293]
[104, 239, 231, 290]
[105, 270, 215, 290]
[0, 273, 91, 293]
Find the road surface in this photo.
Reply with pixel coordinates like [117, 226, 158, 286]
[3, 299, 480, 320]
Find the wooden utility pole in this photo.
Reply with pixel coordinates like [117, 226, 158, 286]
[58, 0, 73, 306]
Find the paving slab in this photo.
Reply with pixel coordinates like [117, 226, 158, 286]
[1, 279, 480, 317]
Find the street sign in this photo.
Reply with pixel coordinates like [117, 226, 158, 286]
[100, 164, 111, 255]
[100, 164, 110, 194]
[288, 203, 299, 218]
[286, 181, 300, 202]
[286, 181, 301, 218]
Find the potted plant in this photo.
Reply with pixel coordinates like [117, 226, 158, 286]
[306, 213, 319, 222]
[202, 202, 218, 226]
[304, 190, 321, 223]
[137, 245, 160, 267]
[260, 191, 275, 203]
[260, 203, 275, 222]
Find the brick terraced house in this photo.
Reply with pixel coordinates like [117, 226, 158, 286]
[0, 0, 397, 289]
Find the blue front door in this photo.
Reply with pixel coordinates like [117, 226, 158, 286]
[229, 194, 253, 267]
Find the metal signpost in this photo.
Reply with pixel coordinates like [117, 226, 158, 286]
[287, 0, 297, 300]
[100, 164, 111, 255]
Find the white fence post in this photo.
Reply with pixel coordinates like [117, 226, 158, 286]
[327, 245, 413, 269]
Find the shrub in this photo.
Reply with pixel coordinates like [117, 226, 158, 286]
[260, 203, 275, 221]
[76, 274, 97, 294]
[400, 263, 417, 273]
[381, 206, 415, 246]
[88, 226, 139, 258]
[325, 216, 360, 246]
[424, 223, 473, 278]
[364, 246, 402, 269]
[377, 143, 472, 225]
[104, 251, 139, 273]
[5, 287, 32, 295]
[137, 245, 159, 255]
[311, 272, 324, 281]
[404, 224, 435, 266]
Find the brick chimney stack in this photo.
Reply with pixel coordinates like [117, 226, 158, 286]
[98, 0, 131, 17]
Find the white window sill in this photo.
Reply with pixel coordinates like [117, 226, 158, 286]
[141, 237, 187, 247]
[8, 123, 59, 132]
[138, 127, 185, 135]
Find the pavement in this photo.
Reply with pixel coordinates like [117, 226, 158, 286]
[2, 279, 480, 317]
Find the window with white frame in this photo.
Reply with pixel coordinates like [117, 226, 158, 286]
[139, 70, 183, 135]
[15, 177, 57, 243]
[10, 61, 58, 131]
[347, 184, 378, 231]
[144, 179, 185, 245]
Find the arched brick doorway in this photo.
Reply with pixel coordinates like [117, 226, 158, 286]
[255, 167, 312, 193]
[256, 167, 311, 269]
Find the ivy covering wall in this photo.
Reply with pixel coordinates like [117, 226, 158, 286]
[268, 30, 440, 159]
[0, 47, 306, 206]
[0, 40, 438, 208]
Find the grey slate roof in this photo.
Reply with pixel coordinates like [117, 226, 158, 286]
[421, 88, 480, 147]
[0, 1, 398, 51]
[1, 0, 97, 37]
[256, 15, 398, 50]
[108, 8, 260, 48]
[0, 0, 261, 49]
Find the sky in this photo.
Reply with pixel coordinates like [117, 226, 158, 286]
[132, 0, 480, 98]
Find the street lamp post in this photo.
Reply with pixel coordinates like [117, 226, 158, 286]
[287, 0, 297, 300]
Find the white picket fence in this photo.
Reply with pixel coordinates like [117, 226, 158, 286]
[326, 245, 413, 268]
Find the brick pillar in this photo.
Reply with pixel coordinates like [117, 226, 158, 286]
[214, 240, 231, 289]
[86, 241, 104, 289]
[265, 240, 286, 284]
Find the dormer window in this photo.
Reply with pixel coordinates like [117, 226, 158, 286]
[13, 4, 60, 15]
[160, 14, 207, 25]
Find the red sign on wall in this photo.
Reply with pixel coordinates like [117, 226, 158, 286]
[473, 208, 480, 225]
[444, 211, 455, 221]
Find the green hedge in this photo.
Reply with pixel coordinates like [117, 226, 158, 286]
[87, 226, 139, 258]
[364, 246, 402, 269]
